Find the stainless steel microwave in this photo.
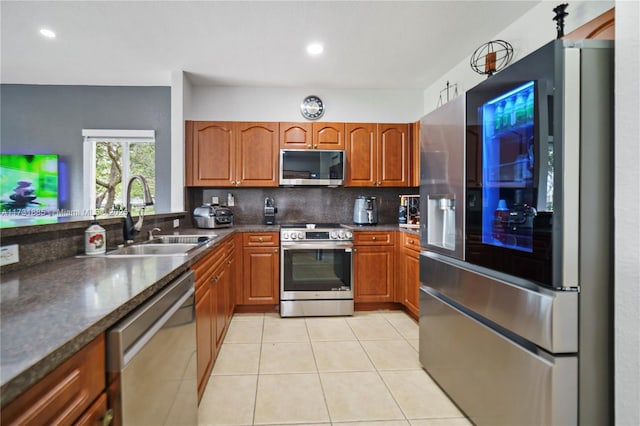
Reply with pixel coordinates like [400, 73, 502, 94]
[279, 149, 345, 187]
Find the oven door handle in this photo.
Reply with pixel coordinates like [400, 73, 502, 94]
[281, 243, 353, 251]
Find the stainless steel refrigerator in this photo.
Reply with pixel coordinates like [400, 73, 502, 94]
[418, 39, 613, 425]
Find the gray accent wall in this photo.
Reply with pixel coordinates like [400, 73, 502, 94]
[0, 84, 171, 212]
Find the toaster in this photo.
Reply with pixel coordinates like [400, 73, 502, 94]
[193, 204, 234, 229]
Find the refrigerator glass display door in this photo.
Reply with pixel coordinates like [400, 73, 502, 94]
[480, 80, 538, 253]
[465, 42, 559, 287]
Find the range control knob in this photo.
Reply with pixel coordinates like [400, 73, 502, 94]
[330, 231, 338, 239]
[345, 231, 353, 239]
[297, 232, 305, 240]
[282, 232, 289, 240]
[338, 230, 345, 239]
[291, 233, 297, 239]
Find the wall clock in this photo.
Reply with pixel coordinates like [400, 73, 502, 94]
[300, 95, 325, 120]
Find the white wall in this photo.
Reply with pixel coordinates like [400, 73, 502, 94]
[614, 2, 640, 424]
[170, 71, 188, 212]
[188, 86, 424, 123]
[422, 1, 614, 114]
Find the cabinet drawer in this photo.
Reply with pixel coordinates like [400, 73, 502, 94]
[75, 392, 109, 426]
[401, 232, 421, 252]
[243, 232, 278, 247]
[354, 231, 394, 245]
[192, 246, 226, 289]
[225, 237, 236, 256]
[1, 335, 106, 426]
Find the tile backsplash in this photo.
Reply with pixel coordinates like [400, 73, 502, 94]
[187, 187, 419, 226]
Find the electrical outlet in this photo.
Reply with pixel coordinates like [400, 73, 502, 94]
[173, 219, 180, 228]
[1, 244, 20, 266]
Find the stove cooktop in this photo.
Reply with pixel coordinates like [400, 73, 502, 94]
[280, 223, 353, 241]
[280, 223, 346, 229]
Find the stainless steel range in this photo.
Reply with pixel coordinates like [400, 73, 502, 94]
[280, 223, 354, 317]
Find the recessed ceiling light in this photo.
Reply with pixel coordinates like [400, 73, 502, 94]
[39, 28, 56, 38]
[306, 43, 324, 56]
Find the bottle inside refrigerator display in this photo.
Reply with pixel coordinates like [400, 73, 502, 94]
[481, 81, 536, 252]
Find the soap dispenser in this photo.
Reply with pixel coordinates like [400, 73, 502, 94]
[85, 215, 106, 255]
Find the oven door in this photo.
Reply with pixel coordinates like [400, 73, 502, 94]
[281, 242, 353, 300]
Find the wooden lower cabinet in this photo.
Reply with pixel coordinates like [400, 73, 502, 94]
[76, 393, 109, 426]
[195, 283, 213, 399]
[191, 238, 237, 401]
[353, 231, 395, 303]
[242, 233, 280, 305]
[399, 232, 421, 318]
[1, 334, 109, 426]
[213, 260, 228, 349]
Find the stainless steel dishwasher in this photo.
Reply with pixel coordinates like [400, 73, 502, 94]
[107, 270, 197, 425]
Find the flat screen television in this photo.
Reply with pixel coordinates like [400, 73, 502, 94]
[0, 154, 59, 214]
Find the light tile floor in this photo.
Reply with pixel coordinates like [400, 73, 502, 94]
[198, 310, 471, 426]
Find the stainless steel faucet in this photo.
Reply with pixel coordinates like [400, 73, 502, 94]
[123, 175, 154, 243]
[148, 227, 161, 241]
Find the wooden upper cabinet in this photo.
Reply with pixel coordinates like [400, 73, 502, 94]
[378, 123, 410, 187]
[280, 122, 313, 149]
[346, 123, 410, 187]
[409, 121, 420, 187]
[564, 8, 614, 41]
[312, 122, 345, 149]
[346, 123, 376, 186]
[185, 121, 278, 187]
[236, 122, 279, 187]
[186, 121, 235, 186]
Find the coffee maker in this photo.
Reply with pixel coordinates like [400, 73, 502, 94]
[264, 197, 277, 225]
[353, 196, 378, 225]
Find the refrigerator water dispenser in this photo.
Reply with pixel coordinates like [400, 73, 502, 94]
[427, 195, 455, 251]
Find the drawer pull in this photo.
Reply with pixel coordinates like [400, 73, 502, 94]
[372, 236, 377, 240]
[258, 237, 264, 242]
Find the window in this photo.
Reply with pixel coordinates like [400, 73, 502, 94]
[82, 129, 155, 216]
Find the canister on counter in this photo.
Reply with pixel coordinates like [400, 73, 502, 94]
[85, 216, 106, 255]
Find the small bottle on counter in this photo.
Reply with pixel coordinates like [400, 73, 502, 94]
[85, 215, 106, 255]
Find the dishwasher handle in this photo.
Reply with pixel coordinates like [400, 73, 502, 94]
[107, 270, 195, 372]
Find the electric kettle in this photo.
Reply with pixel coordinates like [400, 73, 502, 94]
[353, 196, 378, 225]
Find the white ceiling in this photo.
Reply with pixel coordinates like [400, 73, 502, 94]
[1, 1, 541, 89]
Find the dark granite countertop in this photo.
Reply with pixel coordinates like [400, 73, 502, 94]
[0, 223, 416, 407]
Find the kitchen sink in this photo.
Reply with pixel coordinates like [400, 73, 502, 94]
[146, 235, 216, 245]
[104, 234, 216, 257]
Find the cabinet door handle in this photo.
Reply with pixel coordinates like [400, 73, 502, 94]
[102, 409, 114, 426]
[314, 144, 318, 148]
[274, 249, 278, 253]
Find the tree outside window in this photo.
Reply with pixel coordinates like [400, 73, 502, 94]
[83, 130, 155, 216]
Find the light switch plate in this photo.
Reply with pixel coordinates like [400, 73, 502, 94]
[173, 219, 180, 228]
[1, 244, 19, 266]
